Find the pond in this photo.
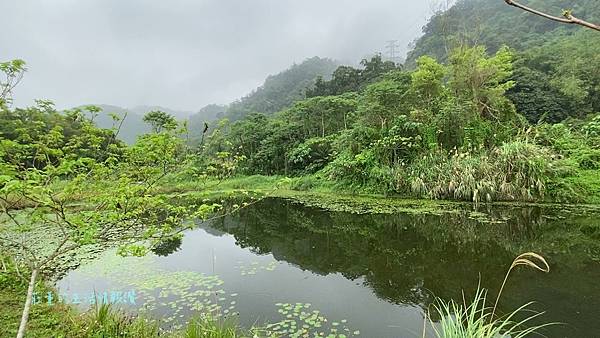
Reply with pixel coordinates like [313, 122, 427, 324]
[57, 197, 600, 337]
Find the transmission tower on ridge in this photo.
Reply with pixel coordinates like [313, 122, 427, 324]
[385, 40, 402, 65]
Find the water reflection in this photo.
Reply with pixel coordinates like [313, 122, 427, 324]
[59, 198, 600, 337]
[209, 198, 600, 336]
[151, 237, 183, 256]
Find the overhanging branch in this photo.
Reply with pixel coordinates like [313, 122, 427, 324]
[504, 0, 600, 32]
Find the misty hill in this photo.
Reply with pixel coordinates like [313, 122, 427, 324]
[86, 104, 194, 144]
[188, 104, 227, 139]
[86, 105, 148, 144]
[128, 105, 193, 120]
[226, 57, 339, 120]
[406, 0, 600, 66]
[406, 0, 600, 122]
[187, 57, 339, 126]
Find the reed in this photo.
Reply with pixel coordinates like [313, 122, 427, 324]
[424, 252, 556, 338]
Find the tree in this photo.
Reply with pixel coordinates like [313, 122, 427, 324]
[0, 59, 26, 106]
[0, 63, 219, 338]
[306, 55, 400, 98]
[410, 56, 447, 111]
[143, 110, 177, 133]
[306, 66, 361, 97]
[0, 129, 208, 338]
[506, 64, 576, 123]
[359, 75, 411, 131]
[448, 45, 516, 120]
[504, 0, 600, 31]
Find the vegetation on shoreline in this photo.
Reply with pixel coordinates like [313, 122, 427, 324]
[198, 47, 600, 204]
[2, 0, 600, 336]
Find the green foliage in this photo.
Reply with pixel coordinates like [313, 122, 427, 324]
[287, 137, 334, 174]
[0, 58, 241, 336]
[143, 110, 178, 133]
[198, 43, 599, 203]
[175, 315, 267, 338]
[427, 253, 554, 338]
[359, 75, 411, 131]
[0, 102, 125, 169]
[0, 59, 26, 106]
[306, 54, 399, 98]
[411, 56, 446, 111]
[74, 304, 160, 338]
[67, 303, 268, 338]
[407, 0, 600, 123]
[428, 287, 551, 338]
[448, 45, 516, 121]
[406, 0, 600, 66]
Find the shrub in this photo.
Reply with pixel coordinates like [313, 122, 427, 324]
[402, 141, 554, 203]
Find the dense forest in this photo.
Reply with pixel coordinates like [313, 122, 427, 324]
[195, 0, 600, 204]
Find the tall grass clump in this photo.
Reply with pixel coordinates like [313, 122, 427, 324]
[75, 303, 160, 337]
[70, 304, 272, 338]
[424, 252, 556, 338]
[405, 141, 554, 203]
[174, 315, 254, 338]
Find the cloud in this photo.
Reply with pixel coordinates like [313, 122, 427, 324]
[1, 0, 438, 111]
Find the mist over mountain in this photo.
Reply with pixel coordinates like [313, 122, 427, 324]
[186, 57, 339, 135]
[86, 104, 195, 144]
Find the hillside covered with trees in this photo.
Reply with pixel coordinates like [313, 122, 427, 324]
[407, 0, 600, 123]
[198, 0, 600, 204]
[188, 57, 339, 124]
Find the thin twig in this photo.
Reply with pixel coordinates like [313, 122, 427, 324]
[504, 0, 600, 31]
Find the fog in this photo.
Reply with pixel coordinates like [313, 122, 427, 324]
[1, 0, 443, 112]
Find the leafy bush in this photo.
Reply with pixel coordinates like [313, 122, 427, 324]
[324, 149, 392, 193]
[75, 304, 160, 338]
[287, 137, 334, 174]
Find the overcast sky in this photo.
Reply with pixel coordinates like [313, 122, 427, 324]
[1, 0, 442, 112]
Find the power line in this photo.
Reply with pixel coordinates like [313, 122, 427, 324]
[385, 40, 403, 65]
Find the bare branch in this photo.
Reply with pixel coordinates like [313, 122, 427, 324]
[504, 0, 600, 31]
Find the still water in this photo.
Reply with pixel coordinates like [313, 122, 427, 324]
[58, 198, 600, 337]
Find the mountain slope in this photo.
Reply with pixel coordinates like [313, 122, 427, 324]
[88, 105, 149, 144]
[406, 0, 600, 66]
[406, 0, 600, 122]
[225, 57, 339, 121]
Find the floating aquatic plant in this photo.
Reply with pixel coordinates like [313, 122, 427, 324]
[267, 302, 359, 337]
[73, 251, 238, 329]
[236, 260, 279, 276]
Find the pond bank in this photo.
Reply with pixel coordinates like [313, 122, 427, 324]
[0, 257, 76, 337]
[167, 174, 600, 216]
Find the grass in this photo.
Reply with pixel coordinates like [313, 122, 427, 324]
[428, 287, 549, 338]
[0, 257, 75, 338]
[173, 315, 270, 338]
[69, 305, 271, 338]
[424, 253, 556, 338]
[70, 304, 160, 337]
[548, 169, 600, 204]
[162, 173, 600, 217]
[404, 142, 553, 204]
